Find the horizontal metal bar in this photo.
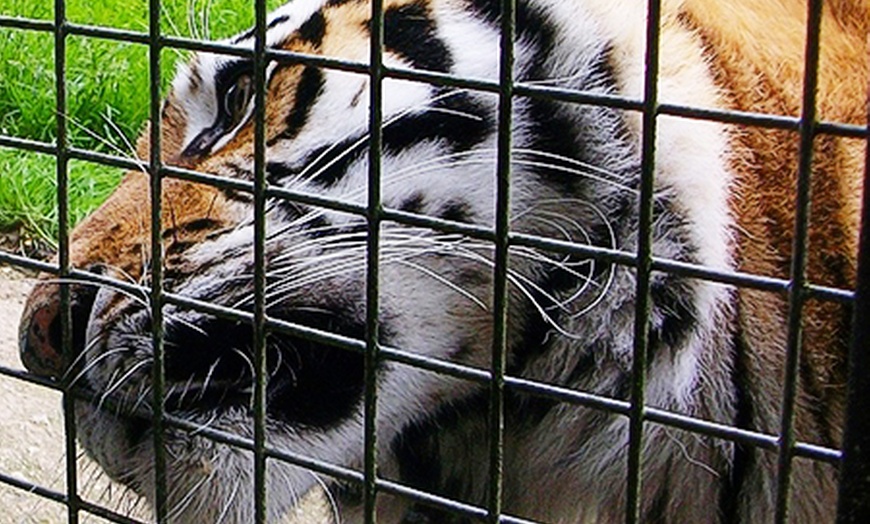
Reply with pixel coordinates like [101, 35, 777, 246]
[515, 81, 643, 113]
[649, 255, 853, 304]
[1, 149, 852, 303]
[376, 477, 490, 522]
[152, 405, 521, 522]
[0, 134, 57, 155]
[161, 34, 248, 57]
[0, 470, 66, 505]
[817, 120, 869, 140]
[4, 153, 851, 305]
[0, 14, 54, 32]
[267, 184, 369, 217]
[659, 102, 798, 132]
[0, 252, 151, 309]
[379, 477, 542, 523]
[162, 291, 368, 356]
[268, 47, 370, 75]
[69, 147, 148, 171]
[158, 410, 529, 522]
[113, 290, 849, 463]
[161, 411, 365, 485]
[0, 364, 62, 391]
[510, 231, 853, 303]
[161, 164, 256, 193]
[795, 442, 842, 464]
[661, 104, 865, 140]
[162, 165, 370, 216]
[0, 250, 58, 273]
[66, 22, 150, 45]
[2, 358, 837, 523]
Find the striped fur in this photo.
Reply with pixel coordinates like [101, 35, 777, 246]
[18, 0, 867, 522]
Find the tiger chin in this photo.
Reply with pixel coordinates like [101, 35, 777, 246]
[17, 0, 866, 522]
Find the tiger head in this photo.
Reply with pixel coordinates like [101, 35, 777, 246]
[18, 0, 864, 522]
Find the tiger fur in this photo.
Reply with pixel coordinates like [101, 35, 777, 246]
[18, 0, 869, 522]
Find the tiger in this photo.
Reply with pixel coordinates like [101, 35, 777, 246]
[17, 0, 868, 522]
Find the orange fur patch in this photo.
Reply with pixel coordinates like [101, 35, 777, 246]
[678, 1, 867, 503]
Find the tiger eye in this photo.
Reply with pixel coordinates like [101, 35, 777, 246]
[224, 73, 253, 128]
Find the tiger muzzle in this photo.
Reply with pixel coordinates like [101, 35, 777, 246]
[19, 278, 98, 380]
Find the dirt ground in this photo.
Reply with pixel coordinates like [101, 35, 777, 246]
[0, 266, 333, 524]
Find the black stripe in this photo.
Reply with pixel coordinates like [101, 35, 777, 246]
[297, 11, 326, 47]
[647, 474, 671, 523]
[270, 65, 324, 144]
[392, 415, 444, 503]
[523, 50, 629, 197]
[384, 1, 452, 72]
[219, 187, 253, 203]
[467, 0, 556, 44]
[269, 14, 290, 28]
[221, 160, 254, 180]
[719, 332, 755, 524]
[383, 90, 492, 155]
[264, 310, 368, 428]
[397, 192, 426, 214]
[217, 162, 255, 203]
[468, 0, 632, 198]
[271, 92, 490, 188]
[390, 391, 508, 521]
[647, 202, 701, 354]
[437, 199, 473, 223]
[649, 274, 698, 351]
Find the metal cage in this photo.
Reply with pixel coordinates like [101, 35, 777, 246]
[0, 0, 868, 522]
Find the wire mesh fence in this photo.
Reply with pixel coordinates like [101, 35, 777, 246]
[0, 0, 868, 522]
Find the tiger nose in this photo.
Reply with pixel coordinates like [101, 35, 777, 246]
[19, 280, 95, 380]
[19, 283, 65, 379]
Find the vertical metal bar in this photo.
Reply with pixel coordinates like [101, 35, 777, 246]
[147, 0, 167, 521]
[364, 0, 385, 521]
[252, 0, 269, 522]
[54, 0, 79, 521]
[488, 0, 514, 522]
[625, 0, 661, 522]
[774, 1, 822, 521]
[835, 51, 870, 523]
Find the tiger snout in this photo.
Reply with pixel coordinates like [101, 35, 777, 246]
[18, 171, 236, 382]
[19, 278, 98, 380]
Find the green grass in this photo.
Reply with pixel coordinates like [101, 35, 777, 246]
[0, 152, 123, 248]
[0, 0, 283, 251]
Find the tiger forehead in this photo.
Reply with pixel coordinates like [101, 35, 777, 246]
[279, 0, 436, 56]
[227, 0, 437, 54]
